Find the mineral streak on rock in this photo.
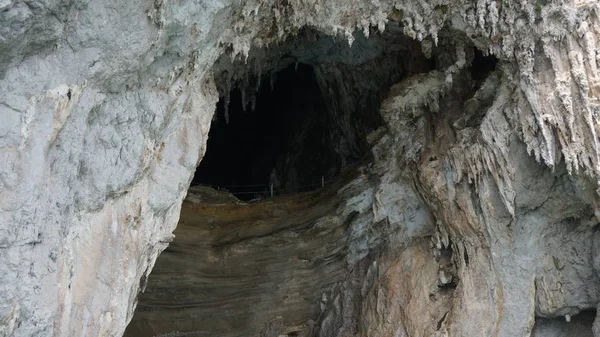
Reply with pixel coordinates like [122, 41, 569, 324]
[0, 0, 599, 336]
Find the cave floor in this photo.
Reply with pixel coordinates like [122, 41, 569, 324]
[125, 163, 367, 337]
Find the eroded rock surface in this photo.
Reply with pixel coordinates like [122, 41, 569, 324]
[1, 0, 599, 336]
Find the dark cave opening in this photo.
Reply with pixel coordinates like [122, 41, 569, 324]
[193, 63, 336, 200]
[532, 309, 596, 336]
[190, 26, 437, 201]
[470, 48, 498, 81]
[189, 29, 449, 202]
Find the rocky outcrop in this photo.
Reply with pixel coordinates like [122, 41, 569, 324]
[1, 0, 599, 336]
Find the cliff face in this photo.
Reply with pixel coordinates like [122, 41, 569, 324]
[1, 0, 599, 336]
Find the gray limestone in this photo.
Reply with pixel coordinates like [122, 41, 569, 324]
[0, 0, 599, 336]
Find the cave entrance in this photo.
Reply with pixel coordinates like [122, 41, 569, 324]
[470, 48, 498, 82]
[191, 26, 433, 201]
[126, 24, 505, 337]
[193, 63, 333, 200]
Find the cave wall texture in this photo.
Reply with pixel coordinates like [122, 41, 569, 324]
[1, 0, 600, 336]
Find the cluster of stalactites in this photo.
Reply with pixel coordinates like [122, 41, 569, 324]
[205, 0, 599, 190]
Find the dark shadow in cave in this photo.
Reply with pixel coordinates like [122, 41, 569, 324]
[193, 63, 335, 200]
[470, 48, 498, 81]
[191, 26, 438, 201]
[532, 309, 596, 336]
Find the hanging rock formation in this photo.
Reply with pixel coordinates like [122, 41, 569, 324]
[0, 0, 599, 336]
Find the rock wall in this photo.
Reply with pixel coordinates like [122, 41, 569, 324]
[0, 0, 599, 336]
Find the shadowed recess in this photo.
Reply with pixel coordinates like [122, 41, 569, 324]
[193, 63, 333, 200]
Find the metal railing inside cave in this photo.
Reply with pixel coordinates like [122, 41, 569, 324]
[189, 176, 327, 200]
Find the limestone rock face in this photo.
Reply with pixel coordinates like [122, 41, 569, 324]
[0, 0, 599, 337]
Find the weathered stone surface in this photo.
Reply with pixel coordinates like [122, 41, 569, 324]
[126, 159, 436, 337]
[1, 0, 599, 336]
[125, 178, 373, 337]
